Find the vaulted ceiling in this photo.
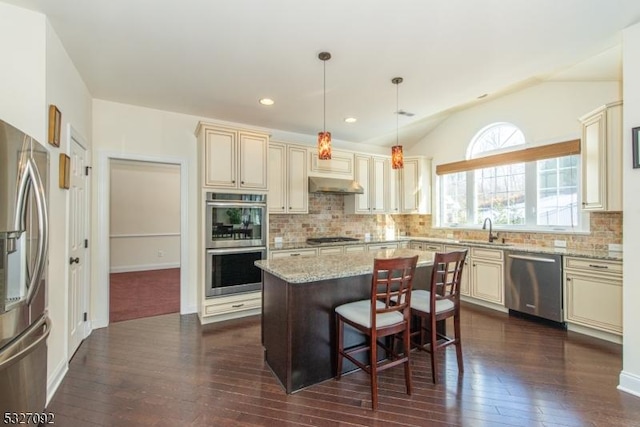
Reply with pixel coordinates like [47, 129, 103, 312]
[7, 0, 640, 148]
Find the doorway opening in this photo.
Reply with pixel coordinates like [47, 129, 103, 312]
[108, 159, 181, 322]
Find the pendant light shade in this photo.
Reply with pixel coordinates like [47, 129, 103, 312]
[318, 52, 332, 160]
[391, 144, 404, 169]
[391, 77, 404, 169]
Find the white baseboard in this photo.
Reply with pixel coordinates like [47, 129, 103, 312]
[566, 322, 622, 344]
[46, 358, 68, 407]
[110, 262, 180, 273]
[618, 371, 640, 397]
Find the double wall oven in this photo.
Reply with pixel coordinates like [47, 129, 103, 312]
[205, 193, 266, 298]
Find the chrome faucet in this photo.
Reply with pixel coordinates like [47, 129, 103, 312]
[482, 217, 498, 243]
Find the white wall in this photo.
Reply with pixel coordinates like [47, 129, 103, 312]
[410, 81, 621, 162]
[0, 2, 46, 138]
[620, 22, 640, 397]
[45, 19, 93, 403]
[110, 159, 180, 272]
[0, 2, 93, 405]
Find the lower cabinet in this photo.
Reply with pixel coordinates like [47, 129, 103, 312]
[564, 256, 622, 335]
[318, 246, 343, 255]
[367, 242, 399, 251]
[444, 244, 471, 296]
[410, 241, 443, 260]
[270, 248, 318, 259]
[202, 291, 262, 319]
[468, 247, 504, 306]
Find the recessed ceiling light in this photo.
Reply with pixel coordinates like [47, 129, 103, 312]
[259, 98, 275, 106]
[344, 117, 357, 123]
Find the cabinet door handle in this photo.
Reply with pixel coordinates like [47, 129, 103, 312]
[232, 303, 245, 308]
[290, 253, 301, 257]
[241, 181, 245, 184]
[232, 180, 236, 183]
[588, 264, 608, 269]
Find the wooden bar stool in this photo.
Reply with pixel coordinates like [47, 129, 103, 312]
[410, 250, 468, 384]
[334, 255, 418, 410]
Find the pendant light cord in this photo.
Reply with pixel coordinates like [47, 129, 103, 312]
[396, 81, 399, 145]
[323, 59, 326, 132]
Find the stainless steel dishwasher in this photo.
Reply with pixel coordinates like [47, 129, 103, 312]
[504, 251, 564, 323]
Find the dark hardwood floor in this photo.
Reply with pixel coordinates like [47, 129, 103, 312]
[48, 303, 640, 426]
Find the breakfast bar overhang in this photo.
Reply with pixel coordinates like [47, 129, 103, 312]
[256, 248, 434, 393]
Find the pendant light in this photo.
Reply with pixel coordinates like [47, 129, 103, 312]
[317, 52, 332, 160]
[391, 77, 404, 169]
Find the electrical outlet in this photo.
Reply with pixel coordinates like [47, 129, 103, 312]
[554, 240, 566, 248]
[274, 237, 283, 244]
[157, 249, 165, 257]
[608, 243, 622, 252]
[446, 233, 454, 239]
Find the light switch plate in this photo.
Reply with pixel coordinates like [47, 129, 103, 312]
[554, 240, 567, 248]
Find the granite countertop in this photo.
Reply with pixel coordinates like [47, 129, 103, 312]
[255, 248, 433, 284]
[269, 236, 623, 262]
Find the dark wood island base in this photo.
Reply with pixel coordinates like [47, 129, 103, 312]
[258, 249, 433, 393]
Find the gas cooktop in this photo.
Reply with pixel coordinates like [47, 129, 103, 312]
[306, 237, 360, 244]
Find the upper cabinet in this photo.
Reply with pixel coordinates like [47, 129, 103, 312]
[399, 156, 432, 214]
[308, 149, 354, 179]
[269, 142, 308, 214]
[196, 122, 269, 190]
[345, 154, 389, 214]
[579, 101, 622, 211]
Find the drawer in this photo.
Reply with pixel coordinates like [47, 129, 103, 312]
[564, 257, 622, 275]
[203, 292, 262, 317]
[270, 248, 318, 259]
[470, 247, 504, 261]
[344, 245, 366, 253]
[319, 246, 343, 255]
[444, 245, 470, 257]
[367, 242, 399, 251]
[410, 242, 443, 252]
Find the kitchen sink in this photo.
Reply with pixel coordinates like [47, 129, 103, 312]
[457, 239, 514, 247]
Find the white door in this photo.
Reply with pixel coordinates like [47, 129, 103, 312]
[68, 132, 90, 357]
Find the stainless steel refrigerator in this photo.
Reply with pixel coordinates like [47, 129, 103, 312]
[0, 119, 50, 414]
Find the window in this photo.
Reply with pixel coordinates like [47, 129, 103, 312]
[439, 123, 583, 231]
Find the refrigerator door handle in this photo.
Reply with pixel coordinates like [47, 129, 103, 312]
[14, 153, 49, 306]
[0, 314, 50, 370]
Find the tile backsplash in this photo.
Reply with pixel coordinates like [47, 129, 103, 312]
[269, 193, 622, 251]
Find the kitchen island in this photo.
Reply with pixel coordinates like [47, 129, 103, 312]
[255, 248, 433, 393]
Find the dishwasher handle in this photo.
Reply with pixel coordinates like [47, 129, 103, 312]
[507, 254, 556, 263]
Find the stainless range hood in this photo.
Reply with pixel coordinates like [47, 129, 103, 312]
[308, 177, 364, 195]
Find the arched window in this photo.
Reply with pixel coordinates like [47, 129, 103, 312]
[439, 122, 582, 231]
[468, 122, 525, 159]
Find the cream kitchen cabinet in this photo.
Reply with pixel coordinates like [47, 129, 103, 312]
[366, 242, 398, 251]
[345, 155, 389, 214]
[563, 256, 622, 337]
[410, 241, 443, 260]
[201, 291, 262, 320]
[444, 244, 471, 296]
[269, 248, 318, 259]
[469, 247, 504, 306]
[308, 149, 355, 179]
[399, 156, 432, 214]
[318, 246, 343, 255]
[196, 122, 269, 190]
[268, 142, 308, 214]
[579, 101, 622, 211]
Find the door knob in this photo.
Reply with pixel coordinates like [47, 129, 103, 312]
[69, 257, 80, 265]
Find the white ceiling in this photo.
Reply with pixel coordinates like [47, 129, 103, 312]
[6, 0, 639, 148]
